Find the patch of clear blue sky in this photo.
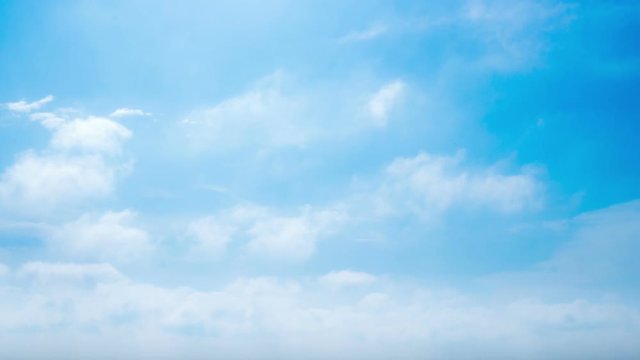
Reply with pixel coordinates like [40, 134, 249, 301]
[0, 0, 639, 281]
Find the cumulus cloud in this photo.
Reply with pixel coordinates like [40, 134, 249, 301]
[368, 80, 405, 126]
[1, 203, 639, 359]
[0, 256, 638, 359]
[246, 215, 323, 261]
[325, 149, 542, 236]
[374, 150, 542, 216]
[51, 116, 132, 155]
[109, 108, 151, 118]
[4, 95, 54, 113]
[184, 205, 346, 261]
[0, 112, 133, 215]
[245, 206, 347, 261]
[48, 210, 152, 261]
[0, 153, 119, 214]
[177, 149, 541, 263]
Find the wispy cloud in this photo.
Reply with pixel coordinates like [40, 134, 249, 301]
[179, 72, 412, 154]
[368, 80, 406, 126]
[28, 112, 65, 129]
[339, 24, 388, 43]
[5, 95, 54, 113]
[109, 107, 151, 118]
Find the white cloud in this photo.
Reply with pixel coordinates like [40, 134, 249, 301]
[6, 98, 133, 155]
[4, 95, 54, 113]
[246, 215, 320, 261]
[458, 0, 571, 72]
[51, 116, 132, 155]
[377, 150, 542, 215]
[0, 259, 638, 359]
[9, 197, 640, 355]
[49, 210, 152, 261]
[173, 149, 542, 261]
[319, 270, 377, 289]
[177, 150, 541, 262]
[179, 72, 411, 154]
[368, 80, 405, 126]
[29, 112, 65, 129]
[184, 204, 346, 261]
[0, 113, 133, 215]
[0, 153, 119, 214]
[245, 206, 346, 261]
[182, 86, 308, 153]
[109, 108, 151, 118]
[339, 24, 388, 43]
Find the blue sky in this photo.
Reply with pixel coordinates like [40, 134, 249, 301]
[0, 0, 639, 358]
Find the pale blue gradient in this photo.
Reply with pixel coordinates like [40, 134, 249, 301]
[0, 1, 639, 359]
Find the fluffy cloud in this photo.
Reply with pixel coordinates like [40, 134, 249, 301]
[176, 149, 542, 261]
[0, 109, 133, 215]
[4, 95, 54, 113]
[0, 259, 638, 359]
[185, 205, 346, 261]
[367, 80, 405, 126]
[109, 108, 151, 118]
[374, 150, 542, 216]
[246, 215, 322, 261]
[51, 116, 132, 155]
[48, 210, 152, 261]
[243, 206, 346, 261]
[0, 153, 119, 214]
[1, 202, 639, 359]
